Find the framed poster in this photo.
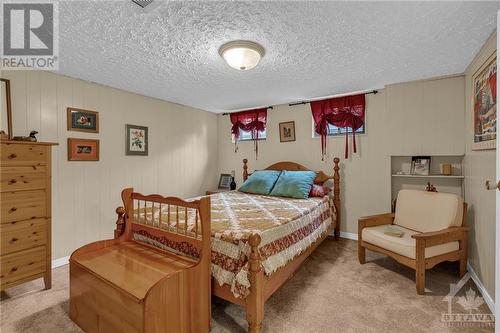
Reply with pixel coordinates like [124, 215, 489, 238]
[68, 138, 99, 161]
[67, 107, 99, 133]
[126, 124, 148, 156]
[279, 121, 296, 142]
[472, 52, 496, 150]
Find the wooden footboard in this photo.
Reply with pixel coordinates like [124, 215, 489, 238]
[72, 189, 211, 333]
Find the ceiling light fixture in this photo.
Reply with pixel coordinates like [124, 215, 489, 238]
[219, 40, 265, 71]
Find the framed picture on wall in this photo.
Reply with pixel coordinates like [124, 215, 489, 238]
[279, 121, 296, 142]
[472, 52, 496, 150]
[67, 107, 99, 133]
[126, 124, 148, 156]
[68, 138, 100, 161]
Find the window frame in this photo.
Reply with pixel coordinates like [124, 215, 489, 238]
[311, 116, 366, 138]
[236, 128, 267, 142]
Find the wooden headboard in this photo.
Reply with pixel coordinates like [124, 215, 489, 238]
[242, 158, 341, 239]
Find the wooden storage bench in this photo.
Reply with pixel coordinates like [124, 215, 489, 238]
[70, 189, 211, 333]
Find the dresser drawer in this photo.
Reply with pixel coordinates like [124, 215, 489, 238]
[0, 166, 47, 192]
[1, 245, 46, 290]
[1, 218, 47, 254]
[1, 143, 47, 167]
[0, 190, 47, 223]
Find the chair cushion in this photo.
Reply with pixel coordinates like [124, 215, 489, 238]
[269, 170, 317, 199]
[239, 170, 281, 195]
[361, 224, 459, 259]
[395, 190, 463, 233]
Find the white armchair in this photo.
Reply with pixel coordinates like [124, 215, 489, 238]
[358, 190, 468, 294]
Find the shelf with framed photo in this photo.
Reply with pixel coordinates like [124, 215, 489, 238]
[390, 155, 464, 204]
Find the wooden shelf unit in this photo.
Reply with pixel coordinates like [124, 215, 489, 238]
[390, 155, 465, 202]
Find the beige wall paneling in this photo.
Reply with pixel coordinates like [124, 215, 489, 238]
[3, 70, 219, 260]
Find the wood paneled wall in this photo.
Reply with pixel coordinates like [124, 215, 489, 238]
[2, 71, 218, 260]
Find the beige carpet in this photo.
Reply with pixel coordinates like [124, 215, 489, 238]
[0, 239, 494, 333]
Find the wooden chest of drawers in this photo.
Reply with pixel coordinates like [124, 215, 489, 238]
[0, 141, 56, 291]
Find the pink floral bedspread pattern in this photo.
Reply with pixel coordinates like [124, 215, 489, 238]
[133, 191, 335, 298]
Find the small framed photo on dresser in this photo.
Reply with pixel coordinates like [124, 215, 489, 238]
[67, 107, 99, 133]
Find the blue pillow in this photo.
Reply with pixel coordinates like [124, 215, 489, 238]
[269, 170, 317, 199]
[238, 170, 281, 195]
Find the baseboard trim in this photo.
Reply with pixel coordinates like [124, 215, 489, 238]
[339, 231, 358, 240]
[467, 262, 495, 314]
[52, 256, 69, 269]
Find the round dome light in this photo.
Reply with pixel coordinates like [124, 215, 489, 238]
[219, 40, 265, 71]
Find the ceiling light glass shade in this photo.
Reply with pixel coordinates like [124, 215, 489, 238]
[219, 41, 265, 71]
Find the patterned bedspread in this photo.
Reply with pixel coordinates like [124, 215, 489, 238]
[133, 191, 335, 298]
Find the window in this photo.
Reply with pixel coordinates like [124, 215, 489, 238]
[238, 128, 266, 141]
[312, 119, 365, 137]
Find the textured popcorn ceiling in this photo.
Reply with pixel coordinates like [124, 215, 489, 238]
[57, 1, 500, 113]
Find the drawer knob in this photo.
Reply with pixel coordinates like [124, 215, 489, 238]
[9, 207, 17, 213]
[8, 153, 17, 159]
[11, 267, 17, 272]
[8, 179, 17, 184]
[10, 237, 18, 243]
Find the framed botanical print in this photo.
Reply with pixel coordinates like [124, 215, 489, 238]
[67, 107, 99, 133]
[68, 138, 99, 161]
[126, 124, 148, 156]
[472, 52, 496, 150]
[279, 121, 296, 142]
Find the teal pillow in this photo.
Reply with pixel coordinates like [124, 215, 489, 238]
[238, 170, 281, 195]
[270, 170, 317, 199]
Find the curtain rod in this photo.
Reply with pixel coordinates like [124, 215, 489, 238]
[222, 106, 273, 116]
[220, 89, 378, 115]
[288, 89, 378, 107]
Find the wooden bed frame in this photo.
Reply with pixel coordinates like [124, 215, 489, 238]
[113, 157, 341, 333]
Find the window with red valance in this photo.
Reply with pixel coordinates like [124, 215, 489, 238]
[311, 93, 365, 159]
[230, 108, 267, 159]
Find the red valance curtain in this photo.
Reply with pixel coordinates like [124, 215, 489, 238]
[311, 94, 365, 159]
[230, 108, 267, 159]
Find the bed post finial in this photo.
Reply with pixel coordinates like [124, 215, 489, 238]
[114, 206, 126, 239]
[333, 157, 341, 240]
[247, 233, 264, 333]
[243, 158, 249, 181]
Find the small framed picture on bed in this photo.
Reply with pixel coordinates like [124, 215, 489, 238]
[279, 121, 296, 142]
[126, 124, 148, 156]
[218, 174, 232, 189]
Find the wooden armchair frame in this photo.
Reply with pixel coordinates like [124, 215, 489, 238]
[358, 203, 468, 295]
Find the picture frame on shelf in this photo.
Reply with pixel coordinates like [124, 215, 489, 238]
[218, 174, 232, 189]
[126, 124, 148, 156]
[68, 138, 100, 161]
[410, 156, 431, 176]
[67, 107, 99, 133]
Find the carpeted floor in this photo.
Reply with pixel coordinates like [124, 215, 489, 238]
[0, 238, 494, 333]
